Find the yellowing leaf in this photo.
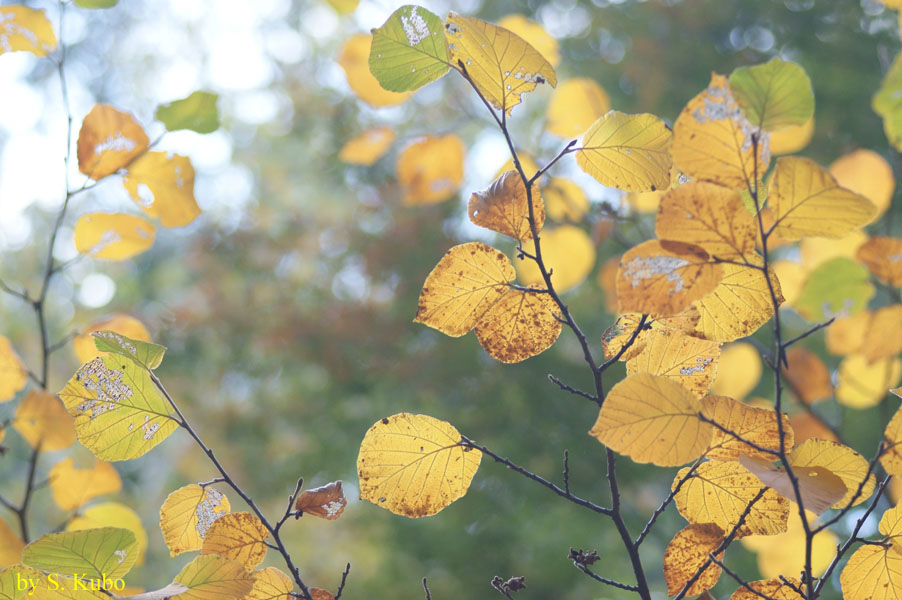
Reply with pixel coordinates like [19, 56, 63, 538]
[829, 149, 895, 221]
[663, 523, 724, 596]
[768, 157, 876, 240]
[710, 343, 761, 400]
[885, 406, 902, 478]
[49, 458, 120, 511]
[76, 105, 149, 180]
[769, 117, 814, 156]
[413, 242, 514, 337]
[836, 354, 902, 409]
[0, 520, 24, 568]
[857, 236, 902, 287]
[160, 484, 230, 557]
[369, 6, 449, 92]
[0, 6, 57, 57]
[575, 111, 672, 192]
[0, 336, 27, 402]
[729, 579, 805, 600]
[338, 127, 395, 166]
[543, 178, 588, 222]
[597, 256, 620, 314]
[589, 373, 713, 466]
[840, 544, 902, 600]
[673, 460, 789, 536]
[73, 213, 155, 260]
[860, 305, 902, 363]
[12, 390, 75, 451]
[617, 240, 722, 316]
[495, 15, 559, 67]
[90, 330, 165, 371]
[58, 355, 179, 461]
[672, 73, 770, 190]
[73, 315, 152, 365]
[772, 260, 805, 306]
[357, 413, 481, 517]
[789, 439, 875, 508]
[22, 527, 137, 581]
[324, 0, 357, 14]
[728, 58, 814, 130]
[475, 288, 561, 364]
[515, 225, 595, 293]
[201, 512, 269, 571]
[702, 396, 791, 461]
[468, 170, 544, 241]
[445, 13, 556, 115]
[172, 555, 254, 600]
[247, 567, 293, 600]
[337, 34, 410, 107]
[873, 52, 902, 152]
[625, 329, 721, 397]
[782, 347, 832, 404]
[880, 502, 902, 555]
[826, 311, 870, 356]
[795, 257, 873, 322]
[691, 261, 781, 342]
[66, 502, 148, 565]
[493, 154, 539, 181]
[396, 134, 465, 205]
[123, 152, 199, 228]
[800, 230, 869, 272]
[738, 455, 846, 516]
[742, 511, 836, 581]
[545, 78, 610, 138]
[789, 412, 838, 445]
[627, 189, 664, 213]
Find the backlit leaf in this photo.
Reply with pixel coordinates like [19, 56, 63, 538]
[515, 225, 595, 293]
[495, 15, 559, 67]
[597, 256, 620, 314]
[769, 117, 814, 156]
[49, 458, 121, 511]
[66, 502, 148, 566]
[782, 347, 832, 404]
[294, 481, 346, 520]
[589, 373, 712, 466]
[468, 170, 544, 241]
[0, 336, 26, 403]
[799, 230, 869, 271]
[743, 508, 836, 580]
[475, 288, 561, 364]
[710, 343, 761, 400]
[789, 438, 875, 508]
[445, 13, 556, 115]
[73, 213, 156, 260]
[0, 521, 24, 568]
[201, 512, 269, 570]
[247, 568, 292, 600]
[729, 58, 814, 130]
[880, 502, 902, 555]
[123, 152, 199, 228]
[601, 313, 653, 362]
[338, 34, 411, 107]
[357, 413, 481, 517]
[74, 0, 119, 9]
[884, 406, 902, 479]
[729, 579, 805, 600]
[860, 305, 902, 363]
[369, 5, 449, 92]
[795, 257, 873, 322]
[830, 149, 895, 221]
[840, 544, 902, 600]
[155, 91, 219, 134]
[12, 390, 75, 451]
[160, 484, 230, 557]
[396, 134, 465, 205]
[90, 330, 166, 371]
[663, 523, 724, 596]
[575, 111, 672, 192]
[789, 412, 838, 444]
[172, 555, 254, 600]
[857, 236, 902, 287]
[545, 78, 609, 138]
[73, 315, 152, 365]
[338, 127, 395, 166]
[691, 260, 781, 342]
[0, 6, 57, 57]
[77, 105, 149, 180]
[23, 527, 137, 580]
[826, 311, 869, 356]
[702, 396, 791, 461]
[836, 354, 902, 409]
[738, 455, 846, 516]
[543, 178, 588, 222]
[625, 328, 721, 397]
[324, 0, 357, 14]
[873, 52, 902, 152]
[772, 259, 805, 306]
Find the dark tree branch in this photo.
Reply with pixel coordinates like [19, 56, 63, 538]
[548, 374, 598, 405]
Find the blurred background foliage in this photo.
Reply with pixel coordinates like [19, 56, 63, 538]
[1, 0, 901, 597]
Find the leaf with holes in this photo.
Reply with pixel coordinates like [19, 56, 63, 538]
[294, 481, 347, 520]
[0, 6, 57, 57]
[73, 213, 156, 261]
[201, 512, 269, 570]
[160, 484, 230, 557]
[369, 5, 449, 92]
[77, 105, 149, 180]
[123, 152, 199, 228]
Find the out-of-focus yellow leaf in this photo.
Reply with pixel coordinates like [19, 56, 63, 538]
[73, 314, 152, 365]
[575, 111, 672, 192]
[414, 242, 514, 337]
[589, 373, 713, 466]
[702, 396, 791, 461]
[769, 117, 814, 156]
[324, 0, 358, 14]
[826, 310, 870, 356]
[66, 502, 148, 565]
[829, 149, 895, 221]
[627, 189, 664, 213]
[673, 459, 789, 536]
[475, 288, 561, 364]
[122, 152, 199, 228]
[710, 343, 761, 399]
[357, 413, 481, 517]
[515, 225, 595, 293]
[338, 34, 410, 107]
[790, 438, 875, 508]
[625, 329, 721, 397]
[857, 236, 902, 287]
[49, 458, 121, 511]
[880, 502, 902, 555]
[691, 261, 781, 342]
[789, 412, 838, 444]
[738, 455, 847, 516]
[396, 134, 465, 205]
[73, 213, 155, 260]
[247, 567, 293, 600]
[160, 484, 230, 557]
[445, 13, 556, 115]
[860, 305, 902, 363]
[799, 230, 869, 272]
[543, 178, 588, 222]
[0, 6, 57, 57]
[841, 544, 902, 600]
[338, 127, 395, 166]
[493, 154, 539, 181]
[742, 511, 836, 581]
[76, 105, 149, 180]
[468, 170, 543, 241]
[201, 512, 269, 571]
[172, 555, 254, 600]
[0, 519, 24, 567]
[0, 336, 27, 403]
[12, 390, 75, 451]
[495, 14, 559, 67]
[884, 405, 902, 478]
[836, 354, 902, 409]
[782, 347, 832, 404]
[663, 523, 724, 596]
[597, 256, 620, 314]
[545, 78, 609, 138]
[672, 73, 770, 190]
[772, 260, 805, 306]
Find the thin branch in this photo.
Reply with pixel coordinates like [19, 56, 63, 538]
[596, 314, 649, 378]
[697, 413, 782, 458]
[333, 563, 351, 600]
[710, 555, 779, 600]
[0, 493, 17, 513]
[781, 319, 835, 350]
[0, 278, 30, 302]
[562, 450, 570, 495]
[528, 139, 577, 185]
[572, 563, 638, 592]
[423, 578, 432, 600]
[548, 374, 598, 404]
[635, 458, 702, 547]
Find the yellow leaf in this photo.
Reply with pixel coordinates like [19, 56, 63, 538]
[324, 0, 358, 15]
[768, 156, 876, 240]
[860, 305, 902, 363]
[663, 523, 724, 596]
[73, 314, 152, 365]
[122, 152, 199, 228]
[160, 484, 230, 557]
[782, 347, 832, 404]
[338, 127, 395, 166]
[826, 310, 869, 356]
[884, 406, 902, 478]
[616, 240, 722, 316]
[589, 373, 713, 466]
[691, 260, 782, 342]
[543, 178, 588, 222]
[445, 13, 557, 115]
[829, 149, 895, 221]
[76, 105, 149, 180]
[73, 213, 155, 260]
[857, 236, 902, 287]
[545, 78, 609, 138]
[357, 413, 481, 518]
[475, 288, 561, 364]
[515, 225, 595, 293]
[173, 555, 254, 600]
[738, 455, 847, 516]
[337, 34, 410, 107]
[710, 343, 761, 400]
[0, 336, 27, 403]
[728, 578, 805, 600]
[742, 511, 836, 580]
[468, 170, 544, 241]
[597, 256, 620, 314]
[495, 15, 560, 67]
[702, 396, 791, 461]
[840, 545, 902, 600]
[413, 242, 514, 337]
[626, 329, 721, 397]
[799, 230, 868, 272]
[601, 313, 652, 361]
[656, 181, 757, 260]
[247, 567, 293, 600]
[0, 6, 57, 57]
[49, 458, 121, 511]
[396, 134, 465, 205]
[772, 260, 805, 306]
[789, 438, 875, 508]
[769, 116, 814, 156]
[789, 412, 838, 445]
[12, 390, 75, 451]
[627, 189, 665, 213]
[0, 519, 24, 567]
[575, 111, 672, 192]
[201, 512, 269, 571]
[672, 73, 770, 190]
[673, 460, 789, 536]
[493, 154, 539, 181]
[836, 354, 902, 409]
[880, 502, 902, 555]
[66, 502, 148, 565]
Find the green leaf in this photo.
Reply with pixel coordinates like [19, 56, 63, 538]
[795, 257, 875, 322]
[92, 330, 166, 370]
[369, 5, 449, 92]
[729, 58, 814, 130]
[155, 91, 220, 134]
[0, 565, 45, 600]
[22, 527, 137, 581]
[873, 53, 902, 152]
[74, 0, 118, 8]
[173, 555, 254, 600]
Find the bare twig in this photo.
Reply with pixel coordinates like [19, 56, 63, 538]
[333, 563, 351, 600]
[548, 374, 597, 404]
[423, 578, 432, 600]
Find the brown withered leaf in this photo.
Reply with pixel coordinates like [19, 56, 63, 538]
[295, 480, 347, 520]
[468, 170, 544, 241]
